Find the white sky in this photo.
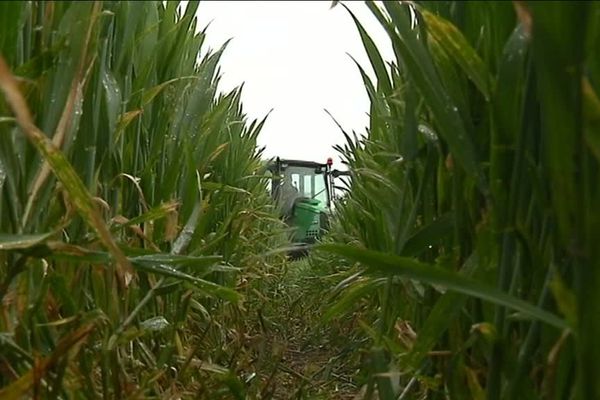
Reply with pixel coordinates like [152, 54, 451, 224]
[193, 1, 394, 166]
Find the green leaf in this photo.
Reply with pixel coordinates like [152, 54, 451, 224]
[140, 76, 198, 106]
[110, 201, 179, 231]
[374, 2, 486, 191]
[129, 259, 239, 302]
[401, 213, 454, 256]
[323, 277, 386, 321]
[0, 232, 54, 250]
[201, 181, 251, 195]
[370, 346, 397, 400]
[130, 253, 223, 268]
[422, 9, 491, 100]
[344, 4, 393, 96]
[319, 243, 567, 329]
[405, 253, 479, 368]
[0, 2, 24, 65]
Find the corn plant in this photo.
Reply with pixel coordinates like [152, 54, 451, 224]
[0, 1, 284, 398]
[321, 1, 600, 399]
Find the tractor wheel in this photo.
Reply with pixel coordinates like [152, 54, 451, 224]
[287, 244, 309, 260]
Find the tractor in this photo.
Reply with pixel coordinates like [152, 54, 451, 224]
[268, 157, 349, 255]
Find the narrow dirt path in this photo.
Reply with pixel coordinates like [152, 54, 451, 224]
[253, 260, 362, 399]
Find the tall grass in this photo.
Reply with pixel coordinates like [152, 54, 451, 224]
[0, 1, 284, 397]
[321, 1, 600, 398]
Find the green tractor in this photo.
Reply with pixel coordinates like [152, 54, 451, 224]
[268, 157, 349, 255]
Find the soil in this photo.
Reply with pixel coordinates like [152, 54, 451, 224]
[250, 261, 363, 399]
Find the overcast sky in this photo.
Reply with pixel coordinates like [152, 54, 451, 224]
[193, 1, 393, 165]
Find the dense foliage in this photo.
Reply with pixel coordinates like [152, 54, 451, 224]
[0, 1, 286, 398]
[320, 1, 600, 399]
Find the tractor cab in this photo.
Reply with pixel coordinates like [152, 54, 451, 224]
[268, 157, 348, 247]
